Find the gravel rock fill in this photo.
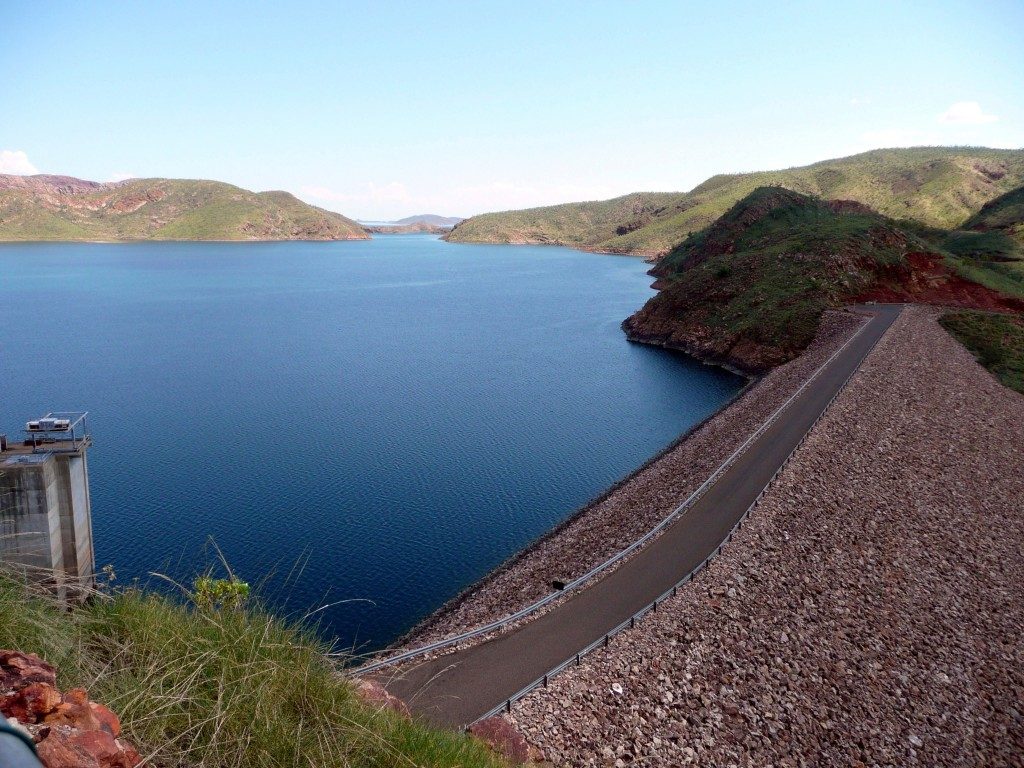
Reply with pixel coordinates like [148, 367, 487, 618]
[508, 307, 1024, 766]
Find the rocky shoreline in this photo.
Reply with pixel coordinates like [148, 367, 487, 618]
[396, 309, 865, 653]
[506, 306, 1024, 766]
[621, 296, 791, 377]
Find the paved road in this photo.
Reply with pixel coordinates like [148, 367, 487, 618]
[382, 304, 902, 728]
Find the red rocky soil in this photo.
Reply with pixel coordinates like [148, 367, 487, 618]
[857, 251, 1024, 311]
[1, 651, 140, 768]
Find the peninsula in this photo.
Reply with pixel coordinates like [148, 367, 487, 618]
[623, 185, 1024, 373]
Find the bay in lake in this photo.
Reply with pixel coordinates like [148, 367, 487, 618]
[0, 235, 742, 651]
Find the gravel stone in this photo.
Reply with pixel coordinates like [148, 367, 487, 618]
[504, 307, 1024, 766]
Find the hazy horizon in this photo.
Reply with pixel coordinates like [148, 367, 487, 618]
[2, 1, 1022, 220]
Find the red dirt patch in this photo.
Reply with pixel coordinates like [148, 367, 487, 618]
[856, 251, 1024, 312]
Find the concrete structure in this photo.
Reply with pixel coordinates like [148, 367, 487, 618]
[0, 413, 94, 592]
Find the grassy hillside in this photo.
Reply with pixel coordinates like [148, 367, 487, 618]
[940, 311, 1024, 394]
[963, 184, 1024, 251]
[0, 175, 369, 241]
[623, 186, 1024, 373]
[447, 191, 683, 249]
[447, 147, 1024, 256]
[0, 570, 506, 767]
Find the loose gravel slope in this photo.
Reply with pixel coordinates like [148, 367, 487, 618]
[509, 306, 1024, 767]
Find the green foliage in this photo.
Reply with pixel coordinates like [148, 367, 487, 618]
[0, 570, 506, 768]
[191, 575, 251, 611]
[0, 575, 89, 688]
[449, 147, 1024, 256]
[949, 258, 1024, 300]
[647, 187, 906, 354]
[941, 230, 1021, 262]
[963, 184, 1024, 241]
[940, 311, 1024, 394]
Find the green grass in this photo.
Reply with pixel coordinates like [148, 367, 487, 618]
[963, 184, 1024, 241]
[949, 258, 1024, 300]
[448, 147, 1024, 256]
[0, 178, 369, 242]
[940, 230, 1021, 262]
[0, 571, 507, 768]
[940, 311, 1024, 394]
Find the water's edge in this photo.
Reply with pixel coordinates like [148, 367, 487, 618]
[397, 370, 758, 648]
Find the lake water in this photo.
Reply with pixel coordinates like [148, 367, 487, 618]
[0, 235, 742, 651]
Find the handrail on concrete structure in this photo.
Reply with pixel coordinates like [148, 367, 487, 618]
[23, 411, 90, 454]
[354, 309, 880, 677]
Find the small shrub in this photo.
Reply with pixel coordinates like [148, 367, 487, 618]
[191, 575, 250, 611]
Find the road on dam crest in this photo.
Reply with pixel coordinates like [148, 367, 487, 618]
[381, 304, 903, 728]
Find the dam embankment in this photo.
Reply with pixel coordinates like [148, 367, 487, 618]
[395, 308, 865, 651]
[508, 306, 1024, 766]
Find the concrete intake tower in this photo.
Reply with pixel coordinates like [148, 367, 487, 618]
[0, 412, 95, 591]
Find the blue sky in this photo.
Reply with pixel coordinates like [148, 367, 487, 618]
[2, 1, 1022, 219]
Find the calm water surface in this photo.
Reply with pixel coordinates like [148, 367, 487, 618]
[0, 236, 742, 650]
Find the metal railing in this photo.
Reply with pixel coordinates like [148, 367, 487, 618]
[355, 310, 882, 677]
[466, 307, 897, 727]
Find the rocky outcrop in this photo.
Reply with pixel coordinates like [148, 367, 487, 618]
[0, 651, 140, 768]
[622, 308, 787, 375]
[857, 251, 1024, 309]
[623, 186, 1024, 374]
[468, 716, 545, 764]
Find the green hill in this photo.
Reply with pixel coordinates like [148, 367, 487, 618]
[447, 147, 1024, 256]
[963, 184, 1024, 246]
[623, 186, 1024, 373]
[0, 175, 369, 241]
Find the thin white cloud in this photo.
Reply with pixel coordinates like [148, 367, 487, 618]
[938, 101, 998, 125]
[106, 172, 136, 182]
[0, 149, 38, 175]
[849, 97, 871, 107]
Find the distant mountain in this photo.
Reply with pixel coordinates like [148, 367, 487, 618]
[0, 175, 368, 241]
[359, 214, 464, 235]
[623, 186, 1024, 373]
[446, 147, 1024, 257]
[391, 214, 463, 227]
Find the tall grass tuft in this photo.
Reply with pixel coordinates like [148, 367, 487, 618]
[0, 569, 508, 768]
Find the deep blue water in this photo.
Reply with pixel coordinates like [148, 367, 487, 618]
[0, 235, 742, 651]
